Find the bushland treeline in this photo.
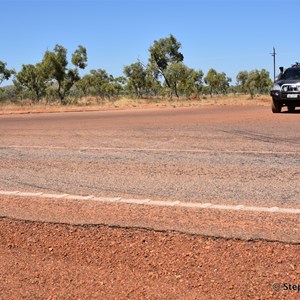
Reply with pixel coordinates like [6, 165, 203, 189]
[0, 35, 273, 104]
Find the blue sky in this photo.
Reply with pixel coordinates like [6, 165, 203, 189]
[1, 0, 300, 85]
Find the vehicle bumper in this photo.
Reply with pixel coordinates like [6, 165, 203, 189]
[271, 91, 300, 106]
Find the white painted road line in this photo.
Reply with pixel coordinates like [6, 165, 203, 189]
[0, 191, 19, 195]
[0, 190, 300, 215]
[40, 193, 69, 199]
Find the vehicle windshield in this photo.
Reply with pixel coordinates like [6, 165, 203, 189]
[283, 68, 300, 80]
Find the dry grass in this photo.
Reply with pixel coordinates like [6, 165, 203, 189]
[0, 94, 271, 115]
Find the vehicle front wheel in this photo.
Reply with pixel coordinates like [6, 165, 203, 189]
[272, 98, 282, 113]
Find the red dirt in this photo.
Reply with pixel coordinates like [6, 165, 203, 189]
[1, 218, 300, 300]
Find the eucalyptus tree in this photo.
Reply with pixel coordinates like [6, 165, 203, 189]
[236, 70, 249, 94]
[148, 34, 184, 97]
[255, 69, 273, 94]
[164, 62, 185, 97]
[0, 61, 14, 85]
[113, 76, 127, 97]
[218, 72, 232, 94]
[246, 70, 259, 98]
[89, 69, 113, 98]
[193, 69, 205, 96]
[75, 74, 93, 97]
[236, 69, 272, 97]
[204, 68, 219, 96]
[145, 69, 162, 97]
[14, 63, 48, 102]
[204, 69, 231, 96]
[177, 67, 204, 98]
[123, 61, 147, 98]
[41, 44, 87, 104]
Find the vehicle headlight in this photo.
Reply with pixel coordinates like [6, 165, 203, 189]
[271, 84, 281, 91]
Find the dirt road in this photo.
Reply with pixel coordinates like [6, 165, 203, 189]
[0, 105, 300, 299]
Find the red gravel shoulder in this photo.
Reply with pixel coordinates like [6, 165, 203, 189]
[0, 218, 299, 300]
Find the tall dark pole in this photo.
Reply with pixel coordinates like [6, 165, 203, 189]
[271, 47, 277, 82]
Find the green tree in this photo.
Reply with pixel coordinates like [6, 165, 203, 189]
[89, 69, 113, 98]
[75, 74, 93, 97]
[72, 45, 88, 69]
[14, 63, 48, 102]
[76, 70, 122, 99]
[179, 68, 204, 98]
[0, 61, 14, 86]
[204, 69, 231, 96]
[164, 62, 186, 97]
[218, 72, 232, 94]
[113, 76, 126, 97]
[41, 44, 88, 104]
[0, 85, 18, 102]
[148, 34, 184, 97]
[256, 69, 273, 94]
[236, 70, 256, 97]
[204, 68, 219, 96]
[236, 69, 272, 98]
[164, 62, 203, 98]
[236, 71, 249, 93]
[123, 61, 147, 98]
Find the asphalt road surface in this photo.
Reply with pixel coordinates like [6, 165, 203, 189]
[0, 105, 300, 209]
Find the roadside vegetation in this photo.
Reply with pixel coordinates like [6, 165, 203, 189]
[0, 35, 273, 107]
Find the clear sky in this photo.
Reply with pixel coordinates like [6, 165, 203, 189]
[1, 0, 300, 85]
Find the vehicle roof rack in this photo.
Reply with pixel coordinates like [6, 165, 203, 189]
[291, 62, 300, 67]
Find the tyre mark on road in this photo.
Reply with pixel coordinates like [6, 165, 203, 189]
[0, 145, 298, 155]
[221, 129, 300, 145]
